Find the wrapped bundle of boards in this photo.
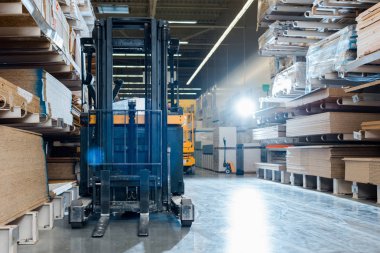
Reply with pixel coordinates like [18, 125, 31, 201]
[356, 2, 380, 58]
[0, 77, 40, 114]
[0, 126, 48, 225]
[306, 25, 357, 91]
[287, 146, 380, 178]
[0, 69, 73, 125]
[286, 112, 380, 137]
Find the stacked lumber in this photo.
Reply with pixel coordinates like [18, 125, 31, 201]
[287, 145, 380, 178]
[47, 157, 79, 180]
[257, 0, 314, 27]
[362, 120, 380, 130]
[306, 25, 357, 90]
[0, 69, 73, 125]
[286, 112, 380, 137]
[0, 126, 48, 225]
[0, 77, 40, 114]
[286, 88, 347, 108]
[356, 2, 380, 58]
[252, 125, 286, 140]
[344, 158, 380, 184]
[71, 94, 81, 127]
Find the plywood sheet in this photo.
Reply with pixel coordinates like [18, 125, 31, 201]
[0, 125, 47, 225]
[344, 158, 380, 184]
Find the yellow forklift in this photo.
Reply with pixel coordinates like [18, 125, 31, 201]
[183, 112, 195, 174]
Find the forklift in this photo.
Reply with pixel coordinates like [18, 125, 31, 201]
[69, 18, 194, 237]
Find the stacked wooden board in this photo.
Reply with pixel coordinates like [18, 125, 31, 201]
[286, 112, 380, 137]
[47, 157, 79, 180]
[344, 158, 380, 184]
[287, 146, 380, 178]
[356, 2, 380, 58]
[252, 125, 286, 140]
[0, 69, 73, 125]
[0, 77, 40, 114]
[0, 126, 48, 225]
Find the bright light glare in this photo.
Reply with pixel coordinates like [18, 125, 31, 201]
[235, 98, 255, 118]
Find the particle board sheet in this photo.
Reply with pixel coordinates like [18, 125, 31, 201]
[344, 158, 380, 184]
[286, 145, 380, 178]
[0, 77, 40, 114]
[252, 125, 286, 140]
[286, 88, 348, 108]
[47, 157, 79, 180]
[286, 112, 380, 137]
[0, 69, 73, 125]
[356, 2, 380, 58]
[0, 126, 47, 225]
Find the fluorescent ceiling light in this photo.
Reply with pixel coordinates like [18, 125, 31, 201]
[179, 41, 189, 45]
[113, 53, 181, 57]
[113, 74, 143, 78]
[113, 65, 145, 68]
[123, 82, 145, 85]
[98, 5, 129, 14]
[168, 20, 197, 24]
[186, 0, 254, 85]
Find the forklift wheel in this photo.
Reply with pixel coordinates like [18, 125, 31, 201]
[181, 220, 193, 227]
[71, 222, 84, 229]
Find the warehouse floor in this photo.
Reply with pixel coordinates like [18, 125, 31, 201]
[20, 170, 380, 253]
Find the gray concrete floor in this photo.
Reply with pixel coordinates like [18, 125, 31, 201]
[19, 169, 380, 253]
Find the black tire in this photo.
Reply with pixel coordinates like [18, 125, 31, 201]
[71, 222, 84, 229]
[181, 220, 193, 227]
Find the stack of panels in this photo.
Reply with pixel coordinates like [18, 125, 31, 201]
[287, 145, 380, 178]
[0, 69, 73, 125]
[309, 0, 374, 19]
[253, 125, 286, 140]
[356, 2, 380, 58]
[286, 112, 380, 137]
[0, 77, 40, 114]
[344, 158, 380, 184]
[257, 0, 314, 27]
[259, 21, 330, 56]
[0, 126, 48, 225]
[47, 157, 79, 180]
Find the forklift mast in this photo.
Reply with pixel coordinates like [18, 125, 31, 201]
[75, 18, 194, 237]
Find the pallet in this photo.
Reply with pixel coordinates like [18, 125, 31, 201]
[256, 163, 291, 184]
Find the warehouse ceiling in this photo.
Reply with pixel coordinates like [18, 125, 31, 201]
[91, 0, 249, 99]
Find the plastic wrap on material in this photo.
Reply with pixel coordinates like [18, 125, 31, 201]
[259, 21, 316, 56]
[272, 62, 306, 97]
[270, 57, 296, 78]
[306, 25, 357, 91]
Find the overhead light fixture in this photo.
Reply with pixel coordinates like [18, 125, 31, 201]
[113, 74, 144, 78]
[168, 20, 197, 24]
[179, 41, 189, 45]
[186, 0, 254, 85]
[98, 5, 129, 14]
[178, 93, 197, 95]
[113, 53, 181, 57]
[113, 65, 145, 68]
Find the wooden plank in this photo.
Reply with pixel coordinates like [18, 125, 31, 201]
[0, 2, 23, 14]
[344, 157, 380, 185]
[345, 80, 380, 93]
[0, 126, 48, 225]
[0, 27, 40, 37]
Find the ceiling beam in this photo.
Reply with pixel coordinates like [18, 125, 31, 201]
[170, 25, 244, 29]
